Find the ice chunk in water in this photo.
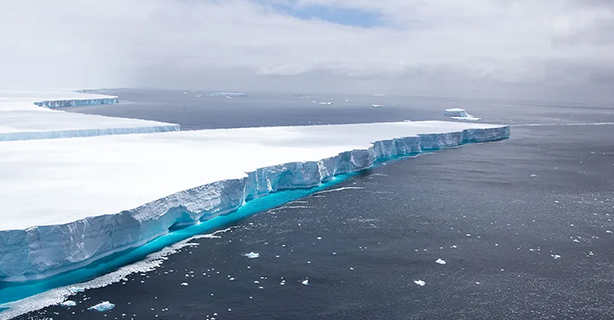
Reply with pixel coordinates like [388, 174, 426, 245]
[88, 301, 115, 312]
[244, 252, 260, 259]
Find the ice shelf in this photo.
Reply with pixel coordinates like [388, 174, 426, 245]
[0, 121, 509, 281]
[0, 90, 179, 141]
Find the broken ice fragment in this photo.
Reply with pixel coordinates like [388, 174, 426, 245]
[244, 252, 260, 259]
[60, 300, 77, 307]
[88, 301, 115, 312]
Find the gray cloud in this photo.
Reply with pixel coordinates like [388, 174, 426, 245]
[1, 0, 613, 102]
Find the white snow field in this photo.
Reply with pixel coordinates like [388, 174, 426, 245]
[0, 90, 179, 141]
[0, 120, 509, 281]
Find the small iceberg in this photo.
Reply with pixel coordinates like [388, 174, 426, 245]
[319, 101, 333, 105]
[88, 301, 115, 312]
[414, 280, 426, 286]
[301, 279, 309, 285]
[435, 258, 446, 265]
[444, 108, 481, 121]
[60, 300, 77, 307]
[244, 252, 260, 259]
[371, 104, 384, 108]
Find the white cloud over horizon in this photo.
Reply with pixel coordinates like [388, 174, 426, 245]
[1, 0, 613, 102]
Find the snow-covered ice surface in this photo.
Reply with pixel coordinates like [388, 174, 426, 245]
[0, 120, 509, 282]
[0, 90, 179, 141]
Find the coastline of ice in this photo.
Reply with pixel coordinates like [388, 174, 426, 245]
[0, 121, 510, 282]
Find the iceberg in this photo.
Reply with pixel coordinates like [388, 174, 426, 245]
[0, 120, 509, 282]
[444, 108, 481, 121]
[0, 90, 180, 141]
[60, 300, 76, 307]
[87, 301, 115, 312]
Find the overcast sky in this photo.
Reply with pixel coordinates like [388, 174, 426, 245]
[1, 0, 613, 102]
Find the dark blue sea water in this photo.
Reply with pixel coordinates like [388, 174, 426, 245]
[10, 90, 614, 319]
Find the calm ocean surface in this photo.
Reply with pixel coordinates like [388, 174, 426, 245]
[13, 90, 614, 319]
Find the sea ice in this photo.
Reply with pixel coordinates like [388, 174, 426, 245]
[88, 301, 115, 312]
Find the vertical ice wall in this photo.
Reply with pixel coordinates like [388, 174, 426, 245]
[0, 125, 510, 282]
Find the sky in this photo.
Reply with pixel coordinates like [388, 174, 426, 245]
[0, 0, 613, 102]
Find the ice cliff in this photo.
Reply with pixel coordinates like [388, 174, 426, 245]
[33, 97, 119, 108]
[0, 125, 509, 281]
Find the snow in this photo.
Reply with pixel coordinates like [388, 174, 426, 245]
[0, 114, 509, 281]
[0, 90, 179, 141]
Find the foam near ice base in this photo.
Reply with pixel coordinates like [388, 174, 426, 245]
[0, 121, 509, 281]
[0, 90, 180, 141]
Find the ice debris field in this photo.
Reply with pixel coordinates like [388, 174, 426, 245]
[0, 90, 510, 310]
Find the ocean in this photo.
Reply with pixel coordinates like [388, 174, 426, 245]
[10, 90, 614, 319]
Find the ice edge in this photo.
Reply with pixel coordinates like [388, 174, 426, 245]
[0, 125, 510, 282]
[33, 97, 119, 108]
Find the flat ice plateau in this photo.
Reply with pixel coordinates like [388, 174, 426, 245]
[0, 90, 179, 141]
[0, 120, 509, 281]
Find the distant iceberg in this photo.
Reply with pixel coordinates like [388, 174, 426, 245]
[444, 108, 481, 121]
[207, 92, 248, 98]
[88, 301, 115, 312]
